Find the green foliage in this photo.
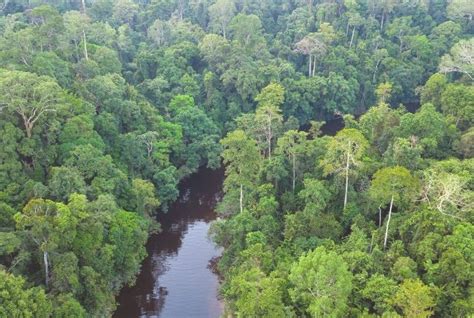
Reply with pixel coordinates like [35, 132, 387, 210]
[370, 167, 418, 207]
[216, 69, 471, 317]
[221, 130, 261, 214]
[0, 70, 63, 138]
[0, 1, 472, 316]
[226, 268, 287, 317]
[362, 274, 397, 314]
[0, 270, 52, 318]
[289, 246, 353, 317]
[393, 279, 436, 318]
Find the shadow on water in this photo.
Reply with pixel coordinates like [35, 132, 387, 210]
[114, 167, 224, 318]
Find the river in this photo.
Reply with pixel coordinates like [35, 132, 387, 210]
[114, 167, 225, 318]
[114, 118, 345, 318]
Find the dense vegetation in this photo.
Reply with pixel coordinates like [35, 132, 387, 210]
[0, 0, 472, 317]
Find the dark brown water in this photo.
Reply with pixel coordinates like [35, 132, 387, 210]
[114, 118, 346, 318]
[114, 167, 224, 318]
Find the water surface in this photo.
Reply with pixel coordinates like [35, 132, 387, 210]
[114, 167, 224, 318]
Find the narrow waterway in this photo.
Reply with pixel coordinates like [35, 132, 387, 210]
[114, 117, 346, 318]
[114, 167, 224, 318]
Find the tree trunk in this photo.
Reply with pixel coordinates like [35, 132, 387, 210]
[383, 195, 394, 249]
[239, 184, 243, 213]
[80, 0, 89, 60]
[312, 57, 317, 77]
[82, 29, 89, 60]
[308, 55, 312, 77]
[178, 0, 184, 20]
[380, 12, 385, 30]
[24, 121, 33, 138]
[372, 60, 380, 83]
[349, 26, 356, 48]
[43, 251, 49, 288]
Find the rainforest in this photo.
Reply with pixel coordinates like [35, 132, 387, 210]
[0, 0, 472, 317]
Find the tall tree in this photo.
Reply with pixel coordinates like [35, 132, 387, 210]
[208, 0, 236, 39]
[276, 130, 308, 192]
[439, 39, 474, 80]
[15, 199, 76, 288]
[320, 128, 369, 210]
[369, 166, 418, 249]
[295, 32, 328, 77]
[254, 83, 284, 159]
[221, 130, 261, 213]
[0, 70, 62, 138]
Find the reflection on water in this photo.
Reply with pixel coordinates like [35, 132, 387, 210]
[114, 168, 224, 318]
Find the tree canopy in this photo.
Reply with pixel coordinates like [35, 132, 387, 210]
[0, 0, 472, 316]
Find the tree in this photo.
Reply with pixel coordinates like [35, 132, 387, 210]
[228, 14, 265, 50]
[386, 16, 416, 54]
[375, 82, 393, 104]
[208, 0, 236, 39]
[369, 166, 418, 249]
[421, 165, 472, 219]
[0, 70, 62, 138]
[15, 199, 76, 288]
[112, 0, 139, 26]
[254, 83, 284, 159]
[108, 210, 149, 287]
[298, 178, 331, 212]
[346, 11, 364, 48]
[430, 21, 462, 56]
[0, 270, 52, 317]
[446, 0, 474, 26]
[439, 39, 474, 80]
[440, 83, 474, 127]
[376, 0, 398, 30]
[52, 293, 86, 318]
[227, 268, 287, 317]
[221, 130, 261, 213]
[289, 246, 353, 317]
[457, 127, 474, 158]
[393, 279, 436, 318]
[397, 103, 448, 157]
[357, 102, 401, 154]
[295, 32, 328, 77]
[169, 95, 221, 175]
[420, 73, 447, 109]
[320, 128, 368, 210]
[362, 274, 397, 314]
[30, 5, 64, 51]
[130, 178, 160, 217]
[62, 10, 91, 61]
[148, 19, 171, 47]
[48, 166, 86, 201]
[276, 130, 308, 192]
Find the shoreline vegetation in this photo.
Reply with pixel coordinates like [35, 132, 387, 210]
[0, 1, 472, 317]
